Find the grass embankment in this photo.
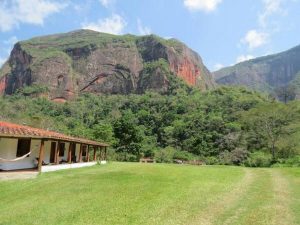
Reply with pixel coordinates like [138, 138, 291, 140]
[0, 163, 299, 225]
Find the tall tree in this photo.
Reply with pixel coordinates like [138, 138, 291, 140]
[241, 102, 299, 160]
[113, 111, 143, 160]
[275, 85, 297, 104]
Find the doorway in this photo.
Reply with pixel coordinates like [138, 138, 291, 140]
[71, 143, 76, 162]
[50, 142, 56, 163]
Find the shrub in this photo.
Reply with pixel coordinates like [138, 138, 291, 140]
[219, 148, 249, 165]
[106, 148, 118, 161]
[116, 153, 139, 162]
[284, 156, 300, 167]
[272, 156, 300, 167]
[244, 151, 272, 167]
[18, 84, 49, 96]
[219, 151, 232, 165]
[277, 138, 298, 159]
[154, 147, 175, 163]
[230, 148, 249, 165]
[173, 150, 194, 161]
[203, 156, 219, 165]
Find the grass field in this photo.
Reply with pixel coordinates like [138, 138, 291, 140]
[0, 163, 299, 225]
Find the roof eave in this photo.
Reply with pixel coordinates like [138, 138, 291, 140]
[0, 134, 109, 147]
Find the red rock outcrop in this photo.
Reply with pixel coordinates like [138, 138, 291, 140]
[136, 35, 215, 91]
[170, 58, 200, 86]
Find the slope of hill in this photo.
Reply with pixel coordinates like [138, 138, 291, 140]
[213, 45, 300, 98]
[0, 30, 215, 101]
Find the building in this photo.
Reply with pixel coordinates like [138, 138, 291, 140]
[0, 121, 108, 172]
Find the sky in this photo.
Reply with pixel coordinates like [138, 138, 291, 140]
[0, 0, 299, 71]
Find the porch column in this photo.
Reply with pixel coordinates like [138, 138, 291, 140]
[93, 146, 97, 161]
[97, 147, 100, 161]
[67, 143, 72, 164]
[99, 146, 102, 160]
[78, 144, 83, 162]
[101, 146, 104, 160]
[38, 139, 45, 172]
[54, 141, 60, 165]
[87, 145, 90, 162]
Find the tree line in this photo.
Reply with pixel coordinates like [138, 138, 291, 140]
[0, 83, 299, 167]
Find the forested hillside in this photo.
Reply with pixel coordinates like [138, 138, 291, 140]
[1, 81, 299, 167]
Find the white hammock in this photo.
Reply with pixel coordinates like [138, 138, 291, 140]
[0, 151, 32, 162]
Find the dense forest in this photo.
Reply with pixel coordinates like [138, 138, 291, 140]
[0, 77, 299, 167]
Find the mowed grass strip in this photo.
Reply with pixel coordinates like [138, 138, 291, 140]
[209, 168, 299, 225]
[280, 168, 300, 225]
[215, 169, 275, 225]
[189, 168, 256, 225]
[0, 163, 299, 225]
[0, 163, 243, 225]
[271, 169, 294, 225]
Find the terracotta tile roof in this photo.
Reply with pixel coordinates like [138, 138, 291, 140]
[0, 121, 109, 147]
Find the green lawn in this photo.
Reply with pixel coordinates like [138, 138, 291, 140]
[0, 163, 299, 225]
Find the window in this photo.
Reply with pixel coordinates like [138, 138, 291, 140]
[59, 143, 65, 156]
[16, 139, 31, 157]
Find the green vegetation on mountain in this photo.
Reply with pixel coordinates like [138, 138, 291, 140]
[19, 30, 136, 66]
[0, 30, 214, 99]
[0, 31, 299, 166]
[1, 81, 299, 166]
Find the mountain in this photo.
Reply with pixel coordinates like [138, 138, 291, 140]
[213, 45, 300, 99]
[0, 30, 215, 101]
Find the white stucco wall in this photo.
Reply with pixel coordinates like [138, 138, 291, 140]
[41, 162, 97, 172]
[0, 138, 41, 170]
[43, 141, 69, 164]
[55, 142, 79, 163]
[43, 141, 51, 164]
[0, 138, 99, 171]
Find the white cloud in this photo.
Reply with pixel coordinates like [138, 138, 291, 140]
[137, 19, 151, 35]
[7, 37, 18, 53]
[82, 14, 126, 35]
[259, 0, 284, 27]
[183, 0, 223, 12]
[213, 63, 224, 70]
[0, 36, 18, 67]
[0, 0, 67, 32]
[237, 0, 296, 65]
[241, 29, 268, 49]
[99, 0, 114, 8]
[236, 54, 255, 63]
[238, 0, 288, 52]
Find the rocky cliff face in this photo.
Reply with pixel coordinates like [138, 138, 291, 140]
[0, 30, 215, 101]
[0, 75, 7, 94]
[213, 45, 300, 95]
